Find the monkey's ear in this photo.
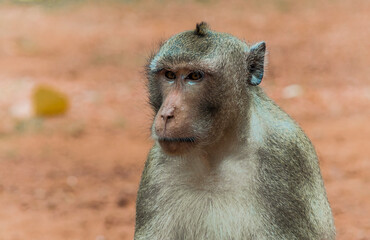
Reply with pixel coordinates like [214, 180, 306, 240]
[247, 41, 266, 86]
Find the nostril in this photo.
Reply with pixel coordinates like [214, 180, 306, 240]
[161, 107, 175, 121]
[161, 114, 174, 121]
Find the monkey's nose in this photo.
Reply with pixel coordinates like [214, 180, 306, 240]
[161, 107, 175, 122]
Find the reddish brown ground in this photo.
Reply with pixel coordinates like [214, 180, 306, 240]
[0, 1, 369, 239]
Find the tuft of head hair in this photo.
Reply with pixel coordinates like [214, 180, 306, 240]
[194, 22, 209, 36]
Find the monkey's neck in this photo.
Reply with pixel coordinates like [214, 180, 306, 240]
[201, 120, 249, 169]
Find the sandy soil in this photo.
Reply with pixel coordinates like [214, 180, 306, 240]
[0, 0, 369, 239]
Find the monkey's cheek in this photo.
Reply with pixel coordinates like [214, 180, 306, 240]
[158, 141, 193, 156]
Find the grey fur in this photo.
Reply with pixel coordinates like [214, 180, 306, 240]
[135, 23, 335, 240]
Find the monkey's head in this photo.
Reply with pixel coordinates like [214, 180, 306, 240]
[147, 22, 266, 155]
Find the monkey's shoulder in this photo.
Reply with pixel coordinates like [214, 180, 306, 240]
[251, 92, 315, 151]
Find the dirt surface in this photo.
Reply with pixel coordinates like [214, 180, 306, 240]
[0, 0, 369, 239]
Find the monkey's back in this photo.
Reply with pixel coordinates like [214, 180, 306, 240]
[246, 88, 336, 239]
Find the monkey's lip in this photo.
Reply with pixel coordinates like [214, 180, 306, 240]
[158, 137, 196, 143]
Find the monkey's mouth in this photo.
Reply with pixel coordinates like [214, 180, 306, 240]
[158, 137, 196, 143]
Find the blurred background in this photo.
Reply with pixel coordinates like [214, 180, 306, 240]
[0, 0, 369, 239]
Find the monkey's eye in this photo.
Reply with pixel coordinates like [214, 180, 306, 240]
[187, 71, 204, 81]
[164, 71, 176, 80]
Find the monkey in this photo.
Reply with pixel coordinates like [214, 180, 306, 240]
[135, 22, 335, 240]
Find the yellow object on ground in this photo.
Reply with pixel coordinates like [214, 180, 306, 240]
[32, 85, 69, 116]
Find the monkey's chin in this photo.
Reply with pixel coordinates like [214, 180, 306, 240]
[158, 137, 196, 155]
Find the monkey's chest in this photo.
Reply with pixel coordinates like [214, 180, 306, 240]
[150, 182, 259, 240]
[143, 157, 262, 239]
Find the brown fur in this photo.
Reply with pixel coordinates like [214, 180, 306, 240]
[135, 23, 335, 240]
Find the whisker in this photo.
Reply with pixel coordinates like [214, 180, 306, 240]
[159, 137, 196, 143]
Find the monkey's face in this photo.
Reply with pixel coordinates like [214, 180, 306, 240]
[151, 67, 221, 155]
[147, 23, 266, 156]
